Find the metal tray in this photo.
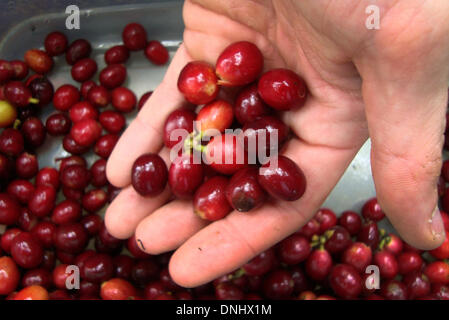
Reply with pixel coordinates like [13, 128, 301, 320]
[0, 2, 391, 230]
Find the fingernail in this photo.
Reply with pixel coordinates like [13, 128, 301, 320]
[429, 206, 445, 240]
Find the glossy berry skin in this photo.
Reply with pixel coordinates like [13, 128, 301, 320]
[278, 234, 311, 265]
[0, 256, 20, 295]
[197, 100, 234, 135]
[258, 68, 307, 111]
[82, 253, 114, 283]
[169, 155, 204, 199]
[144, 281, 166, 300]
[258, 155, 306, 201]
[105, 45, 130, 65]
[0, 128, 24, 156]
[0, 100, 17, 128]
[94, 134, 119, 158]
[52, 264, 71, 289]
[0, 60, 14, 83]
[429, 235, 449, 260]
[62, 135, 90, 155]
[80, 80, 97, 99]
[404, 272, 431, 299]
[100, 64, 127, 89]
[28, 185, 57, 218]
[329, 264, 363, 299]
[66, 39, 92, 65]
[90, 159, 108, 187]
[145, 41, 169, 65]
[177, 61, 219, 105]
[87, 85, 111, 108]
[193, 176, 231, 221]
[383, 234, 404, 256]
[10, 60, 29, 80]
[297, 218, 320, 239]
[46, 112, 71, 136]
[225, 167, 267, 212]
[11, 232, 44, 269]
[138, 91, 153, 110]
[31, 221, 56, 248]
[99, 110, 126, 134]
[4, 81, 36, 107]
[81, 214, 102, 236]
[70, 119, 102, 147]
[205, 134, 247, 175]
[342, 242, 372, 273]
[24, 49, 53, 74]
[71, 58, 98, 82]
[373, 251, 398, 279]
[305, 248, 332, 281]
[69, 101, 98, 123]
[101, 278, 137, 300]
[424, 261, 449, 285]
[263, 269, 294, 300]
[242, 249, 276, 276]
[53, 84, 80, 111]
[131, 153, 168, 197]
[324, 226, 352, 254]
[163, 108, 195, 149]
[235, 84, 271, 125]
[0, 193, 20, 225]
[315, 208, 337, 234]
[82, 189, 107, 213]
[21, 117, 46, 149]
[7, 179, 35, 204]
[338, 211, 362, 235]
[44, 31, 68, 56]
[216, 41, 263, 86]
[51, 199, 82, 225]
[27, 76, 54, 107]
[381, 280, 408, 300]
[357, 221, 380, 250]
[111, 87, 136, 113]
[13, 285, 49, 300]
[58, 155, 87, 172]
[362, 198, 385, 222]
[126, 235, 150, 259]
[53, 223, 88, 254]
[243, 115, 289, 157]
[1, 228, 22, 254]
[122, 23, 147, 51]
[60, 164, 91, 190]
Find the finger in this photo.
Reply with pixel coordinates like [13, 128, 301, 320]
[135, 200, 209, 254]
[357, 32, 449, 249]
[106, 44, 192, 187]
[183, 0, 285, 69]
[169, 137, 362, 287]
[104, 148, 172, 239]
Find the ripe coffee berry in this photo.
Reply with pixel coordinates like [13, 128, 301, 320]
[131, 153, 168, 197]
[177, 61, 218, 105]
[11, 232, 44, 269]
[111, 87, 136, 113]
[122, 23, 147, 51]
[144, 41, 169, 65]
[100, 64, 127, 89]
[362, 198, 385, 222]
[99, 110, 126, 133]
[45, 31, 68, 56]
[216, 41, 263, 86]
[69, 101, 98, 123]
[70, 119, 102, 147]
[53, 84, 80, 111]
[24, 49, 53, 74]
[105, 45, 130, 65]
[66, 39, 92, 65]
[71, 58, 98, 82]
[46, 112, 71, 136]
[193, 176, 232, 221]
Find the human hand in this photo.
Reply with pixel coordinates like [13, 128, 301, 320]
[105, 0, 449, 287]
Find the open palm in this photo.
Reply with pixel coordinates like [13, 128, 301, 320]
[105, 0, 449, 287]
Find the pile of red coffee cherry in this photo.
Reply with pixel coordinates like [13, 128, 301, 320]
[131, 41, 308, 220]
[1, 22, 449, 300]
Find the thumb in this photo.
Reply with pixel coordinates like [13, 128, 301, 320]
[356, 25, 449, 250]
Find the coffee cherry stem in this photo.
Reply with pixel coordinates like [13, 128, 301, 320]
[29, 97, 39, 104]
[13, 119, 21, 129]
